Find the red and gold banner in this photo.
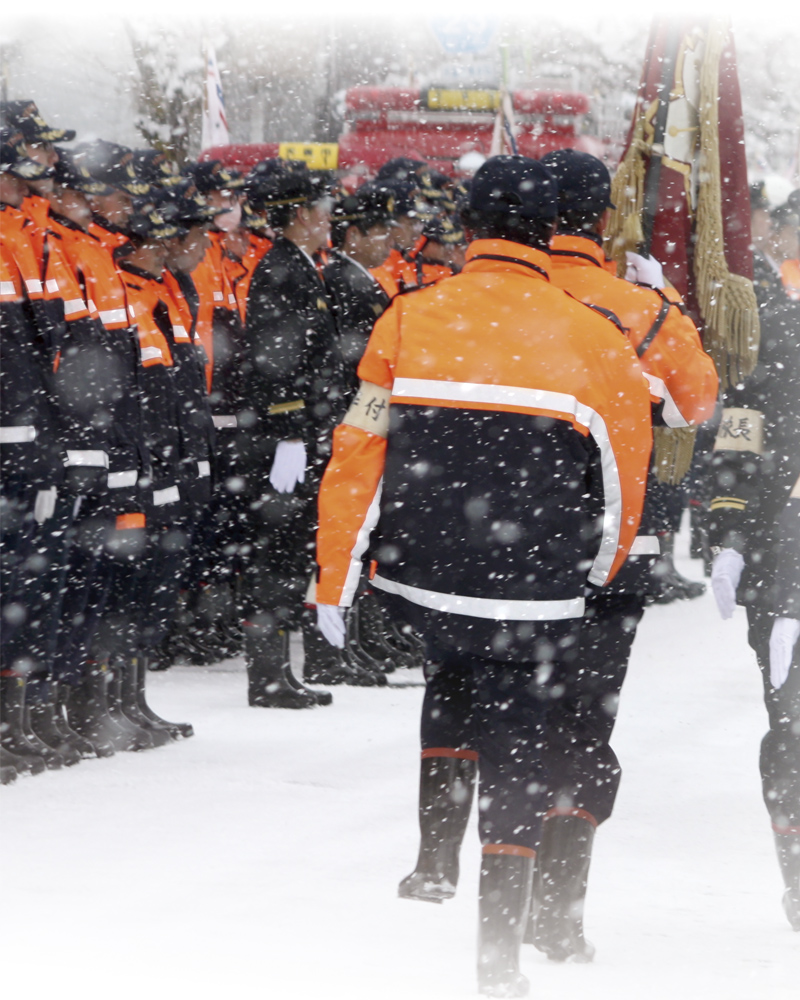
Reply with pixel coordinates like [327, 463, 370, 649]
[606, 18, 759, 388]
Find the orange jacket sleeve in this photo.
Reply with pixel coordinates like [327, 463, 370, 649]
[316, 304, 402, 605]
[316, 424, 388, 606]
[637, 289, 719, 427]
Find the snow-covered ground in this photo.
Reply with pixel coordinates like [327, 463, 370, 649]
[4, 524, 799, 1000]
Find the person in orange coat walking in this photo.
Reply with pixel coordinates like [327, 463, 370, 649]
[527, 147, 719, 961]
[314, 156, 653, 996]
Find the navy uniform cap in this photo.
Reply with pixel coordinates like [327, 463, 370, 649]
[422, 212, 466, 246]
[242, 200, 269, 233]
[133, 148, 182, 188]
[158, 179, 219, 228]
[245, 158, 316, 209]
[0, 100, 76, 143]
[53, 147, 115, 196]
[0, 127, 54, 181]
[375, 156, 427, 185]
[470, 155, 558, 221]
[332, 181, 397, 229]
[379, 178, 434, 221]
[75, 139, 151, 196]
[126, 195, 187, 241]
[539, 148, 615, 217]
[190, 160, 245, 194]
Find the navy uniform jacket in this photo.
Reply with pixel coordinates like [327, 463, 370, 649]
[321, 249, 389, 401]
[708, 291, 800, 615]
[239, 236, 346, 491]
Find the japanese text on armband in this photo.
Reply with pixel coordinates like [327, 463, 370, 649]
[714, 408, 764, 454]
[342, 381, 391, 438]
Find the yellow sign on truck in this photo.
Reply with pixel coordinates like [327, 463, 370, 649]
[279, 142, 339, 171]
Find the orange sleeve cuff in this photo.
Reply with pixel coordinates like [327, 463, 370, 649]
[116, 513, 146, 530]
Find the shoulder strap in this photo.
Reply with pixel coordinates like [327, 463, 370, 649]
[469, 253, 549, 281]
[562, 289, 627, 335]
[636, 296, 672, 358]
[549, 247, 604, 268]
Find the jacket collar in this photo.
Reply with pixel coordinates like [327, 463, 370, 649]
[463, 239, 550, 281]
[549, 232, 607, 269]
[119, 260, 164, 283]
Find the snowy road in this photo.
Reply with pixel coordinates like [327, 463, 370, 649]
[4, 530, 799, 1000]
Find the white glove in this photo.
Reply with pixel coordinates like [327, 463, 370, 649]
[769, 617, 800, 690]
[317, 603, 346, 648]
[711, 548, 745, 620]
[269, 439, 306, 494]
[625, 251, 665, 289]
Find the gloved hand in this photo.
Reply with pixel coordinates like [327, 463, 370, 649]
[269, 439, 306, 494]
[317, 603, 346, 648]
[711, 548, 745, 619]
[625, 251, 665, 289]
[34, 487, 58, 524]
[769, 617, 800, 690]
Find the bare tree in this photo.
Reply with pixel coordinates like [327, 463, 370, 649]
[126, 23, 204, 164]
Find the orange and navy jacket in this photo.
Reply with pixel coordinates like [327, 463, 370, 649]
[188, 231, 240, 393]
[223, 231, 272, 325]
[16, 197, 122, 487]
[781, 258, 800, 302]
[160, 269, 215, 495]
[88, 216, 130, 255]
[370, 243, 452, 300]
[548, 233, 718, 428]
[0, 238, 63, 493]
[117, 262, 185, 511]
[316, 238, 653, 660]
[48, 212, 148, 503]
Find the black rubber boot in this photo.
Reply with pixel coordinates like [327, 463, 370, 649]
[64, 663, 121, 756]
[527, 815, 596, 962]
[387, 619, 427, 670]
[774, 830, 800, 931]
[346, 595, 396, 674]
[0, 745, 18, 784]
[0, 673, 65, 770]
[399, 755, 477, 903]
[648, 533, 706, 604]
[118, 657, 174, 746]
[478, 852, 534, 998]
[106, 661, 156, 750]
[53, 681, 99, 758]
[302, 613, 385, 688]
[138, 657, 194, 738]
[0, 734, 45, 776]
[280, 632, 333, 706]
[245, 624, 322, 709]
[26, 681, 82, 767]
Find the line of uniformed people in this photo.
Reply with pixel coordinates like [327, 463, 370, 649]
[0, 101, 472, 780]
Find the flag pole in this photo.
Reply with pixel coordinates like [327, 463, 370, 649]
[639, 23, 681, 256]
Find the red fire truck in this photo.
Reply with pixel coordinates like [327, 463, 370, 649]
[202, 84, 607, 178]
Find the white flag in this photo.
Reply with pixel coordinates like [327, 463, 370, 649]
[201, 45, 229, 150]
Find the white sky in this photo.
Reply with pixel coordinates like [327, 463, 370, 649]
[6, 0, 796, 30]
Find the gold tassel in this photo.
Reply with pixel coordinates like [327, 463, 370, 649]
[694, 20, 760, 388]
[653, 426, 698, 485]
[604, 114, 649, 275]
